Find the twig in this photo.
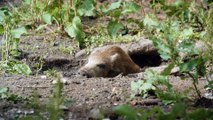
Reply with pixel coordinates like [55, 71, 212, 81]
[187, 72, 202, 99]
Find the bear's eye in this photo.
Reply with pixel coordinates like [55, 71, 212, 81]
[97, 64, 106, 69]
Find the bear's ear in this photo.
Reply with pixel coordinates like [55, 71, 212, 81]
[110, 53, 119, 63]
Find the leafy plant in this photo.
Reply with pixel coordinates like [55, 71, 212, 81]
[132, 69, 183, 104]
[119, 2, 212, 120]
[48, 72, 64, 120]
[65, 16, 85, 47]
[100, 0, 141, 38]
[151, 0, 207, 28]
[0, 87, 27, 103]
[0, 60, 32, 75]
[204, 3, 213, 90]
[143, 13, 209, 98]
[0, 6, 32, 75]
[114, 105, 141, 120]
[114, 103, 213, 120]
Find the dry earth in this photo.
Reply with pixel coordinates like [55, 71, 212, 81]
[0, 36, 211, 119]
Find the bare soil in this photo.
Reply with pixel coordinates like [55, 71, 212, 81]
[0, 34, 211, 119]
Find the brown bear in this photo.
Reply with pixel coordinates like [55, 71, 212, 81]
[78, 46, 141, 77]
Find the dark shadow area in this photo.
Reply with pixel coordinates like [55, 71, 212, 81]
[195, 97, 213, 108]
[130, 52, 162, 68]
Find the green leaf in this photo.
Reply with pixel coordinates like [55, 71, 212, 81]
[23, 0, 32, 5]
[0, 25, 4, 34]
[158, 103, 186, 119]
[42, 13, 52, 24]
[0, 87, 8, 94]
[131, 80, 144, 93]
[181, 27, 193, 39]
[113, 105, 138, 120]
[179, 58, 199, 72]
[187, 108, 213, 120]
[127, 18, 144, 28]
[143, 14, 159, 28]
[162, 63, 175, 75]
[10, 50, 21, 57]
[171, 103, 186, 117]
[157, 91, 181, 104]
[65, 16, 85, 45]
[65, 23, 75, 37]
[122, 2, 140, 14]
[72, 0, 80, 7]
[172, 0, 184, 7]
[11, 27, 27, 39]
[140, 82, 155, 92]
[77, 0, 96, 16]
[13, 63, 32, 75]
[152, 38, 171, 60]
[106, 0, 121, 12]
[0, 10, 6, 24]
[107, 20, 124, 38]
[35, 24, 48, 31]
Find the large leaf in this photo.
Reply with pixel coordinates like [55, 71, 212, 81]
[65, 23, 75, 38]
[107, 20, 124, 38]
[131, 80, 144, 93]
[122, 2, 140, 14]
[113, 105, 139, 120]
[0, 10, 6, 24]
[42, 13, 52, 24]
[140, 82, 155, 92]
[77, 0, 96, 16]
[143, 14, 159, 28]
[13, 63, 32, 75]
[0, 87, 8, 94]
[65, 16, 85, 45]
[152, 38, 171, 60]
[162, 63, 175, 75]
[105, 0, 121, 12]
[179, 58, 199, 72]
[11, 27, 27, 39]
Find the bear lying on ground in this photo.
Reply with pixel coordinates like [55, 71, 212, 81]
[78, 46, 141, 78]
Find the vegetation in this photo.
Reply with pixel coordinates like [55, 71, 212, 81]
[116, 1, 213, 119]
[0, 0, 212, 119]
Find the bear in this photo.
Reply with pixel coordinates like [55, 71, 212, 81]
[78, 46, 141, 77]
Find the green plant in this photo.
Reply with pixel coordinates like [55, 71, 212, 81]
[114, 103, 213, 120]
[143, 13, 209, 98]
[48, 72, 64, 120]
[131, 69, 183, 104]
[0, 87, 27, 103]
[99, 1, 141, 38]
[0, 5, 32, 75]
[59, 45, 74, 54]
[204, 3, 213, 90]
[117, 2, 212, 120]
[150, 0, 207, 29]
[44, 69, 58, 78]
[10, 0, 95, 48]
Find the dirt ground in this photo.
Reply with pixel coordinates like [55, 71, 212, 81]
[0, 35, 210, 119]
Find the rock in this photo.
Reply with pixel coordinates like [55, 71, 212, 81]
[149, 65, 180, 74]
